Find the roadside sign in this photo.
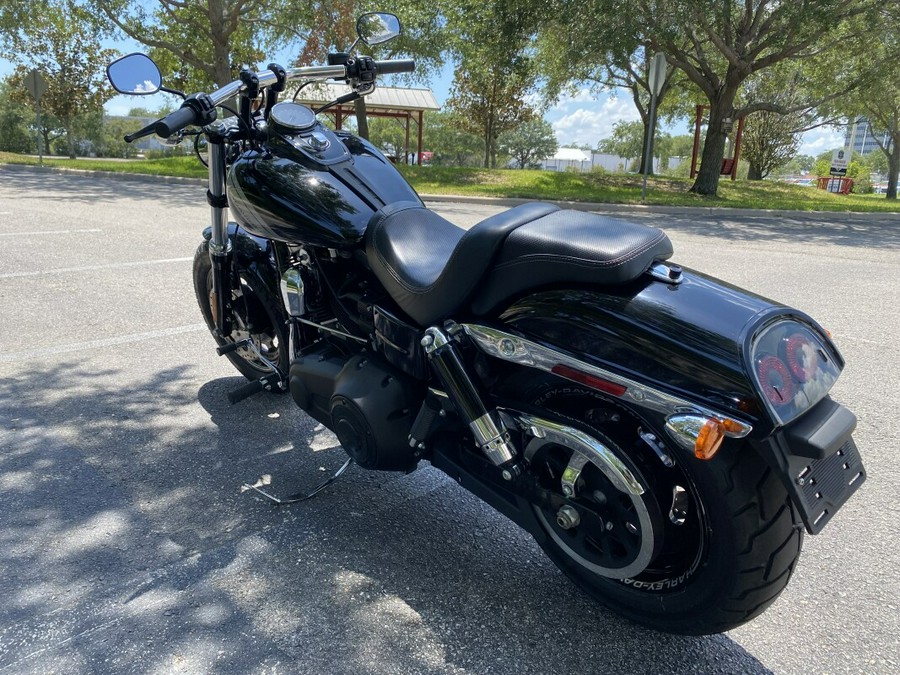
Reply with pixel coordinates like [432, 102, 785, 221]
[649, 52, 667, 97]
[830, 148, 849, 177]
[24, 69, 48, 101]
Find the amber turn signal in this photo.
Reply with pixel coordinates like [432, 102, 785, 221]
[694, 418, 726, 460]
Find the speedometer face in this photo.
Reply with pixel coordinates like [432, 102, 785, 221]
[270, 102, 317, 132]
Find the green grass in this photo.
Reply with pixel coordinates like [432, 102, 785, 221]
[397, 165, 900, 213]
[0, 152, 206, 179]
[2, 151, 897, 212]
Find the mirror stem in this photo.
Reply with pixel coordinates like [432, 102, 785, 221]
[160, 85, 186, 100]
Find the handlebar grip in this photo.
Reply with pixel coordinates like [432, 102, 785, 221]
[154, 105, 198, 138]
[373, 59, 416, 75]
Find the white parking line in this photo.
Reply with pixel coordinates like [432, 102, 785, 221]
[0, 228, 102, 237]
[0, 256, 193, 279]
[0, 323, 208, 363]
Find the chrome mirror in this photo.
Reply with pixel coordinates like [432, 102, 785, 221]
[356, 13, 401, 46]
[106, 53, 162, 95]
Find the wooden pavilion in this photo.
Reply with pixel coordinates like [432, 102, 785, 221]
[292, 84, 440, 165]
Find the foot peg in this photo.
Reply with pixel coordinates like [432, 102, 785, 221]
[217, 338, 286, 403]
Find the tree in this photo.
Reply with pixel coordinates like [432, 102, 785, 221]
[443, 0, 541, 168]
[597, 120, 644, 170]
[541, 1, 881, 195]
[1, 0, 116, 158]
[838, 45, 900, 198]
[0, 77, 33, 153]
[420, 110, 484, 167]
[498, 118, 558, 168]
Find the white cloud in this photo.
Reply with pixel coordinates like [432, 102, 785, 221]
[798, 126, 846, 156]
[550, 97, 641, 147]
[552, 88, 596, 110]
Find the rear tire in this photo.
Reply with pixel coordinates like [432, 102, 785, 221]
[519, 381, 804, 634]
[193, 241, 289, 384]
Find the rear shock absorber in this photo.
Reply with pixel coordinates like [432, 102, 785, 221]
[422, 325, 521, 480]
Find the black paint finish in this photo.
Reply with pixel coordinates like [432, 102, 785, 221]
[227, 125, 421, 247]
[498, 267, 796, 429]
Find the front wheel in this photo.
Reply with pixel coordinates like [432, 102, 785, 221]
[193, 241, 289, 384]
[521, 383, 803, 634]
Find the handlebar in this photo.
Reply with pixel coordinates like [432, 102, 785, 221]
[145, 59, 415, 140]
[372, 59, 416, 75]
[154, 106, 200, 139]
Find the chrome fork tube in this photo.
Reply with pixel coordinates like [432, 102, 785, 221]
[206, 126, 232, 336]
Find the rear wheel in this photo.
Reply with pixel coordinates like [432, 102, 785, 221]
[193, 241, 289, 384]
[520, 381, 803, 634]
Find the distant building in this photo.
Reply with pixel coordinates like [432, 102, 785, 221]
[844, 118, 893, 155]
[540, 148, 674, 173]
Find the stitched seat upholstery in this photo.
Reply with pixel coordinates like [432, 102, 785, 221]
[365, 201, 673, 326]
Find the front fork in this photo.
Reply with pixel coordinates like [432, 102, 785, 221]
[207, 125, 232, 337]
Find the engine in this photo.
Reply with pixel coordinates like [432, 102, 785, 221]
[290, 350, 423, 471]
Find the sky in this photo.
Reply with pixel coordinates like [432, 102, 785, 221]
[1, 40, 846, 157]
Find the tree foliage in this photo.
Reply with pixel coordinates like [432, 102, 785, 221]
[1, 0, 116, 158]
[597, 120, 645, 169]
[420, 110, 484, 166]
[833, 18, 900, 198]
[499, 118, 558, 168]
[540, 0, 882, 195]
[738, 67, 815, 180]
[443, 1, 540, 168]
[0, 78, 33, 152]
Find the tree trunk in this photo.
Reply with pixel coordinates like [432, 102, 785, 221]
[691, 92, 737, 196]
[747, 163, 764, 180]
[637, 117, 652, 175]
[887, 146, 899, 200]
[208, 0, 233, 87]
[65, 119, 75, 159]
[483, 119, 491, 168]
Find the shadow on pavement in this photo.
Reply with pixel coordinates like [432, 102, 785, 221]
[0, 361, 773, 673]
[0, 166, 203, 209]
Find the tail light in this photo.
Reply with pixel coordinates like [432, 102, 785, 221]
[749, 320, 841, 426]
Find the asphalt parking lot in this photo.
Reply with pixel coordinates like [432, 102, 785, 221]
[0, 167, 898, 674]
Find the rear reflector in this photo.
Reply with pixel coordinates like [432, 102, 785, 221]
[551, 364, 627, 397]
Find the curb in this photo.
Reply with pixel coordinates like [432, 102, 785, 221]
[0, 162, 206, 186]
[2, 162, 896, 221]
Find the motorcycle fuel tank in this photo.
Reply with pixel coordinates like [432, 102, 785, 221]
[227, 122, 422, 248]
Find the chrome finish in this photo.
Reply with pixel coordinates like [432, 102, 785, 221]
[669, 485, 689, 525]
[208, 65, 347, 108]
[561, 453, 590, 497]
[556, 505, 581, 530]
[502, 409, 645, 496]
[639, 429, 675, 467]
[297, 317, 368, 344]
[647, 261, 683, 285]
[471, 411, 517, 466]
[280, 268, 305, 317]
[664, 414, 708, 452]
[422, 326, 450, 354]
[207, 135, 228, 254]
[463, 324, 753, 437]
[665, 412, 752, 452]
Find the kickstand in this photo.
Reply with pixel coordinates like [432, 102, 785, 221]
[240, 457, 354, 505]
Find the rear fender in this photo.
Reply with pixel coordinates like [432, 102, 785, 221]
[494, 267, 837, 437]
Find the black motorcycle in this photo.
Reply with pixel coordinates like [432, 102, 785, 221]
[106, 13, 865, 634]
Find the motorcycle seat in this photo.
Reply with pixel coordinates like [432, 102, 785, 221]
[365, 201, 673, 326]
